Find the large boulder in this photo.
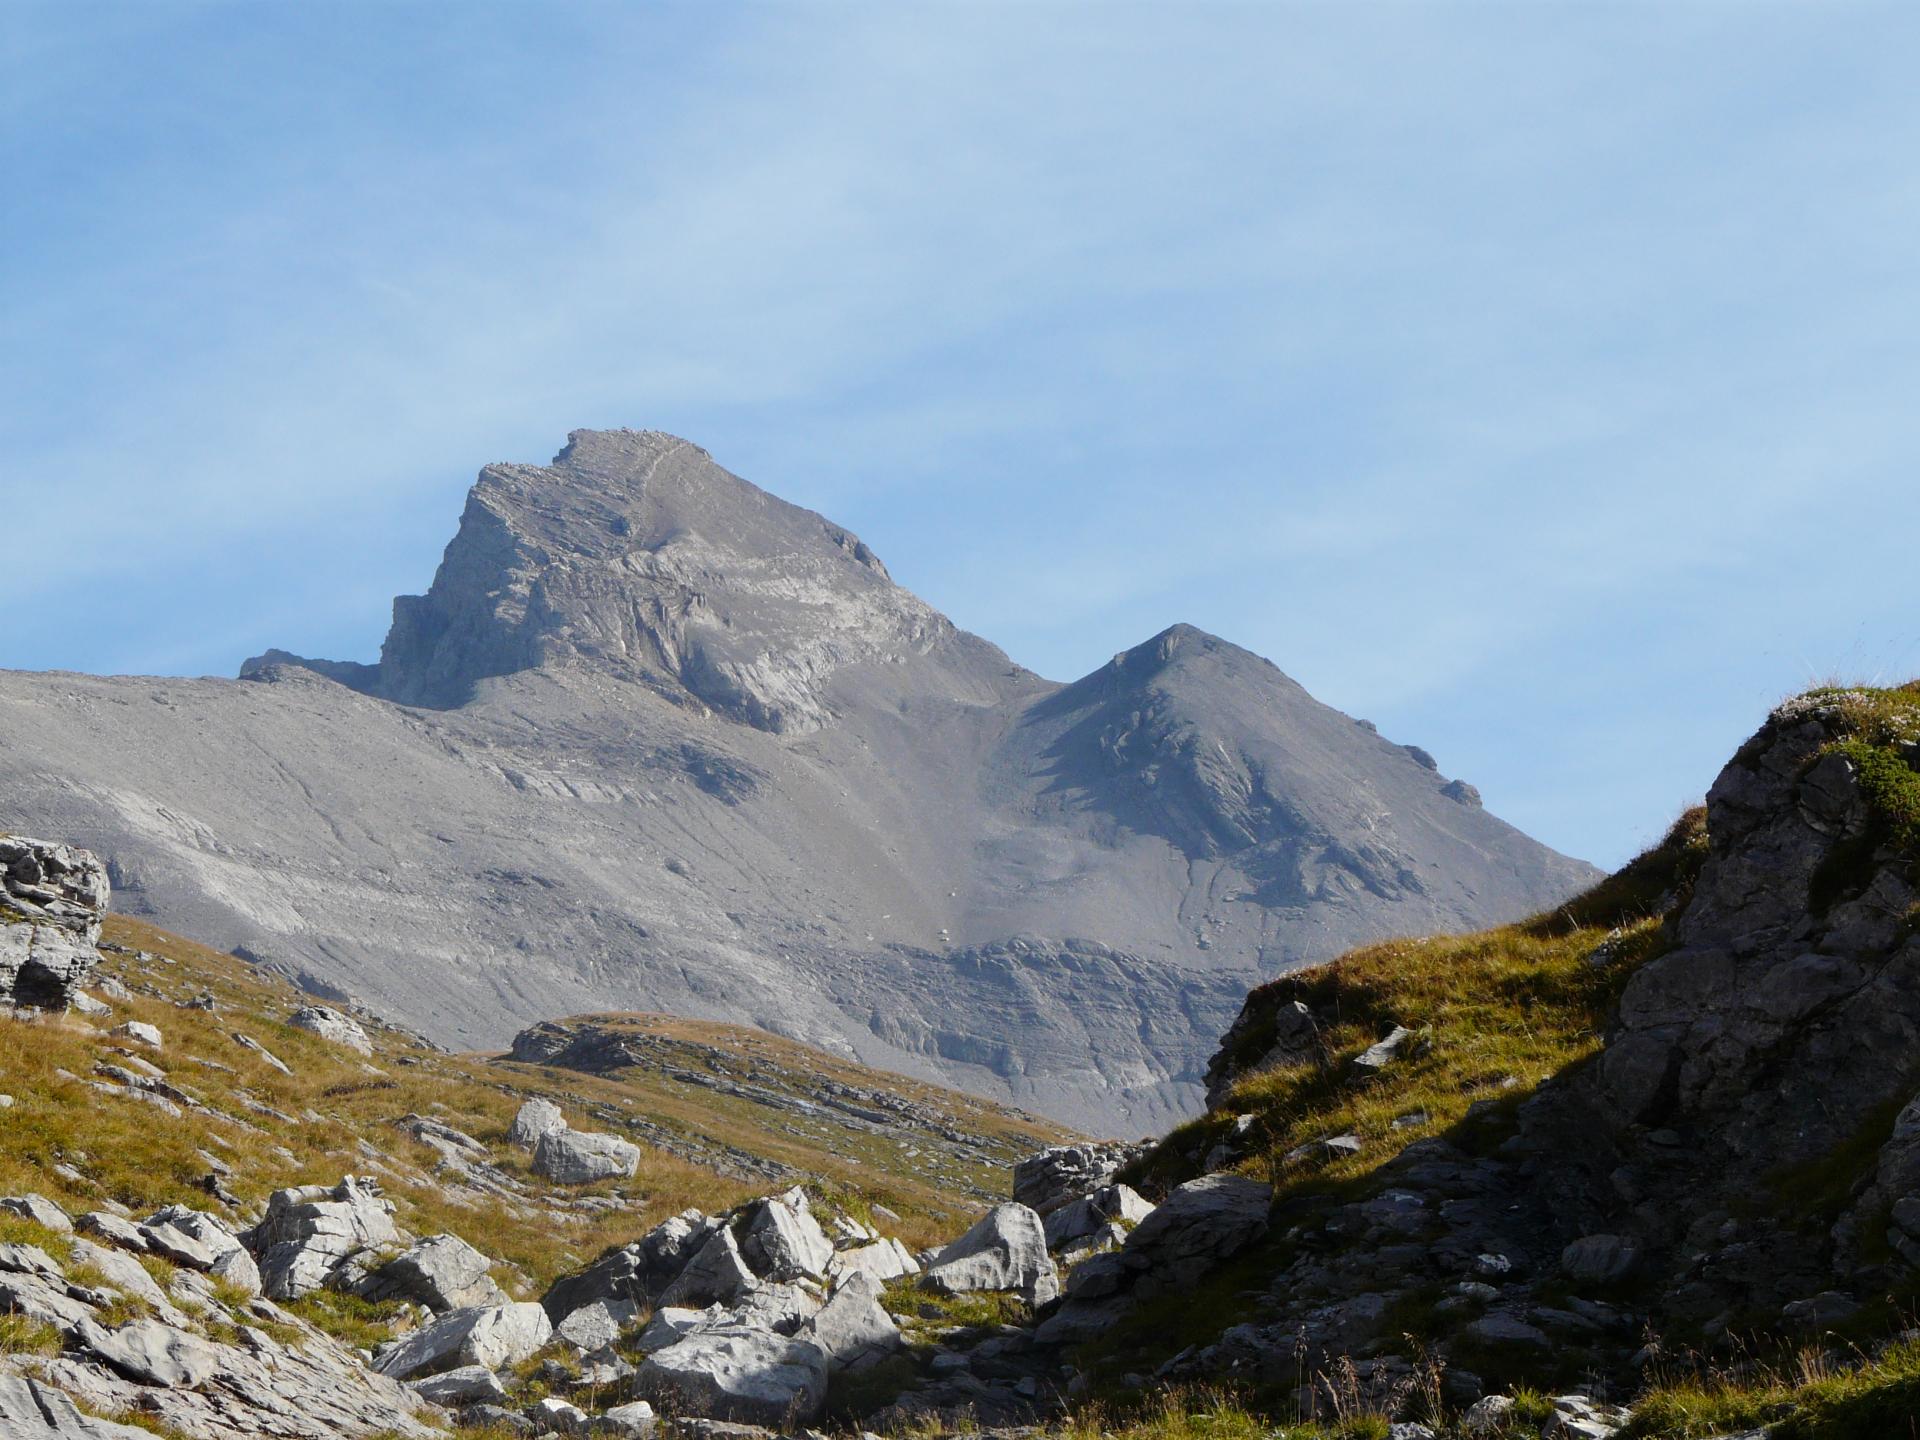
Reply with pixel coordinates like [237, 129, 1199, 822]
[509, 1097, 567, 1147]
[79, 1317, 221, 1388]
[635, 1328, 828, 1426]
[373, 1301, 554, 1379]
[287, 1005, 374, 1055]
[1036, 1173, 1271, 1345]
[245, 1176, 401, 1300]
[375, 1233, 505, 1312]
[0, 835, 108, 1011]
[738, 1189, 833, 1281]
[534, 1127, 641, 1185]
[1108, 1173, 1271, 1298]
[922, 1202, 1059, 1306]
[827, 1237, 919, 1285]
[554, 1297, 642, 1351]
[659, 1226, 760, 1308]
[406, 1364, 509, 1405]
[1012, 1143, 1141, 1216]
[1, 1194, 74, 1233]
[801, 1271, 902, 1373]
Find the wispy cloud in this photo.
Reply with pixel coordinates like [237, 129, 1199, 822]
[3, 2, 1918, 866]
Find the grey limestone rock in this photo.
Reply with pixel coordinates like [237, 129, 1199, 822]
[1, 1194, 73, 1233]
[508, 1097, 566, 1147]
[0, 429, 1595, 1133]
[1012, 1143, 1143, 1216]
[659, 1227, 761, 1309]
[737, 1189, 833, 1281]
[1043, 1184, 1154, 1252]
[109, 1021, 161, 1050]
[0, 1375, 156, 1439]
[540, 1209, 713, 1320]
[1351, 1025, 1416, 1077]
[826, 1237, 919, 1284]
[78, 1317, 221, 1388]
[405, 1364, 508, 1405]
[553, 1297, 641, 1351]
[1559, 1234, 1638, 1286]
[138, 1215, 220, 1272]
[634, 1327, 829, 1427]
[600, 1400, 659, 1438]
[1111, 1173, 1272, 1296]
[65, 1239, 174, 1314]
[375, 1232, 504, 1312]
[287, 1005, 373, 1055]
[632, 1306, 708, 1354]
[0, 836, 108, 1013]
[922, 1203, 1059, 1306]
[1037, 1173, 1270, 1345]
[800, 1270, 902, 1373]
[372, 1300, 554, 1379]
[534, 1127, 640, 1185]
[246, 1176, 400, 1300]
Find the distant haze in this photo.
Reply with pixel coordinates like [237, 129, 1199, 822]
[5, 4, 1920, 868]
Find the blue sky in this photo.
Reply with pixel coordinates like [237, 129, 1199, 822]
[4, 3, 1918, 869]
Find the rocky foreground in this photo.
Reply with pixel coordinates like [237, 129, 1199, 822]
[7, 684, 1920, 1438]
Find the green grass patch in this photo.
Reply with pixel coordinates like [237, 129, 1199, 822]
[280, 1289, 409, 1350]
[888, 1279, 1029, 1333]
[1628, 1333, 1920, 1439]
[0, 1211, 74, 1260]
[0, 1312, 63, 1356]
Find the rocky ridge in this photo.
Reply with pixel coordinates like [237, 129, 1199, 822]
[0, 427, 1596, 1131]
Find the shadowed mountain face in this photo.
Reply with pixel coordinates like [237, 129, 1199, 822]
[0, 430, 1596, 1131]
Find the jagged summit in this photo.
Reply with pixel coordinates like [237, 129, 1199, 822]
[249, 429, 979, 729]
[7, 425, 1598, 1130]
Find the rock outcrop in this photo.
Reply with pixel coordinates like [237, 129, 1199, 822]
[533, 1126, 641, 1185]
[1, 835, 108, 1011]
[245, 1177, 401, 1300]
[1108, 688, 1920, 1416]
[0, 1193, 436, 1439]
[372, 1302, 554, 1380]
[0, 428, 1595, 1131]
[287, 1005, 373, 1055]
[921, 1203, 1059, 1306]
[1012, 1142, 1144, 1216]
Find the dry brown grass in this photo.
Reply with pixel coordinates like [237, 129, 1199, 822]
[0, 911, 1068, 1292]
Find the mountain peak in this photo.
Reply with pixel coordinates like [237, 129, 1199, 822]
[246, 429, 954, 729]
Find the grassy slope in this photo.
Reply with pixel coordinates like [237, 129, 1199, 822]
[1087, 689, 1920, 1438]
[0, 912, 1067, 1301]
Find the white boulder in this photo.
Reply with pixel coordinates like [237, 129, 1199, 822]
[534, 1127, 640, 1184]
[922, 1202, 1059, 1306]
[287, 1005, 374, 1055]
[373, 1301, 554, 1379]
